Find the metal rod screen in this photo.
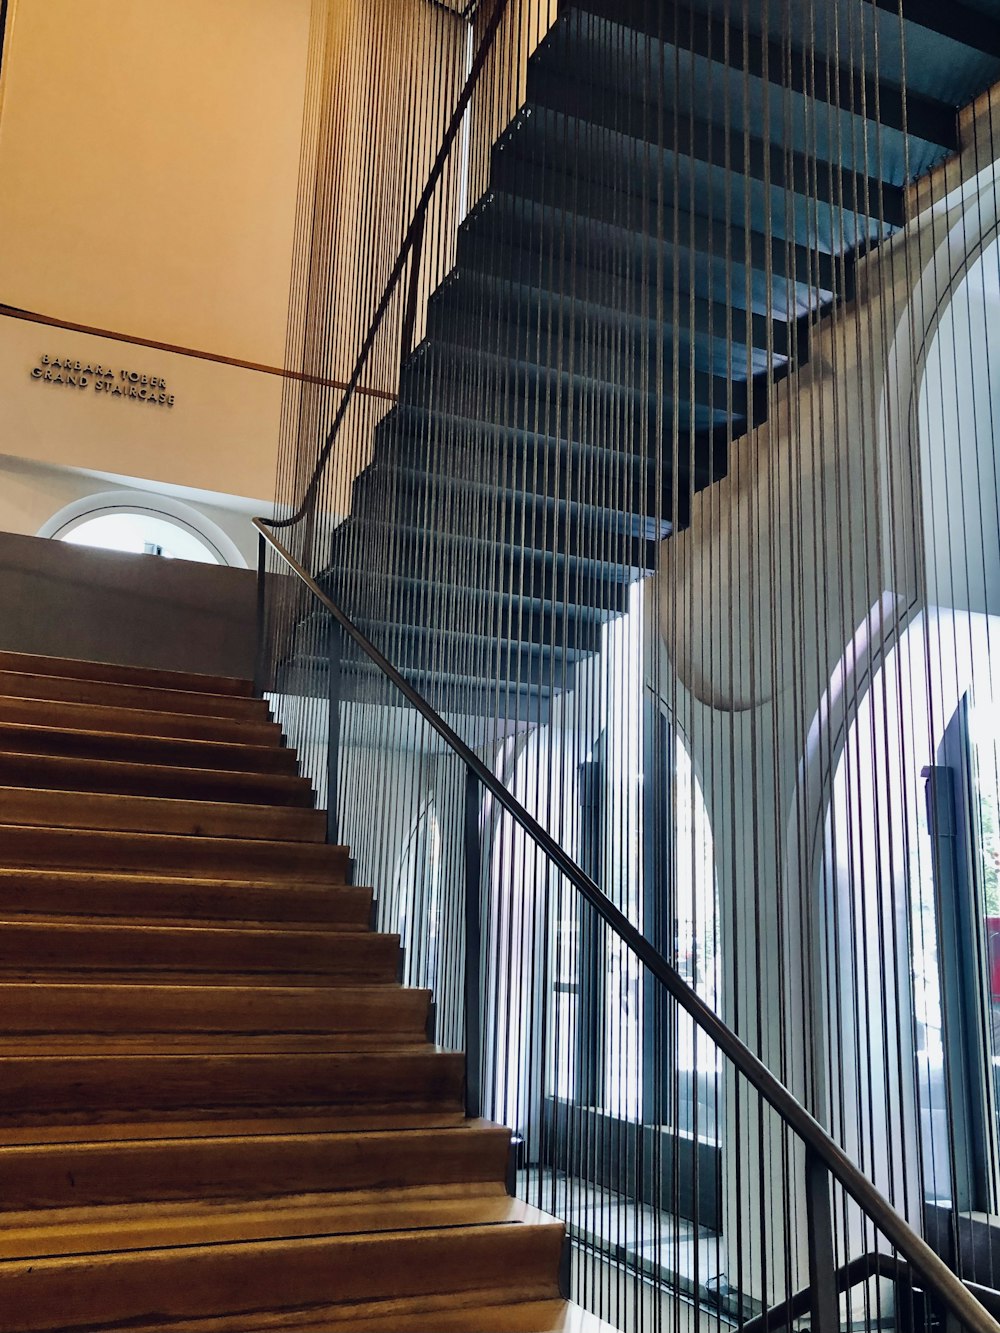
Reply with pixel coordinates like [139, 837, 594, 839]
[259, 1, 1000, 1327]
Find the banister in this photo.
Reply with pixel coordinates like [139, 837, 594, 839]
[252, 513, 999, 1333]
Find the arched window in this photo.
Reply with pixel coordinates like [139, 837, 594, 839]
[814, 204, 1000, 1230]
[59, 512, 221, 563]
[823, 610, 1000, 1218]
[38, 491, 246, 567]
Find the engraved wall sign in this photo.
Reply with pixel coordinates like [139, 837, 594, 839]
[29, 355, 176, 407]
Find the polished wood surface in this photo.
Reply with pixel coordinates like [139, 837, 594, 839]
[0, 650, 254, 696]
[0, 824, 349, 881]
[0, 667, 269, 716]
[0, 785, 326, 840]
[0, 692, 281, 743]
[0, 749, 315, 804]
[0, 718, 301, 771]
[0, 653, 610, 1332]
[0, 867, 373, 927]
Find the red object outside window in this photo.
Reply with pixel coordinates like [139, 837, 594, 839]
[987, 918, 1000, 1001]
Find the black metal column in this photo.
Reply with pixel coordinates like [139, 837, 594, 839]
[326, 619, 342, 846]
[464, 766, 483, 1119]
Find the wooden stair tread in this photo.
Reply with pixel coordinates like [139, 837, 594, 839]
[0, 1034, 434, 1054]
[0, 1049, 465, 1128]
[0, 824, 350, 882]
[68, 1299, 618, 1333]
[0, 650, 253, 697]
[0, 867, 373, 928]
[73, 1298, 615, 1333]
[0, 977, 432, 1051]
[0, 751, 315, 805]
[0, 1184, 534, 1259]
[0, 785, 326, 842]
[0, 720, 301, 772]
[0, 669, 269, 719]
[0, 693, 281, 744]
[0, 1109, 471, 1146]
[0, 1121, 512, 1208]
[0, 1222, 565, 1333]
[0, 919, 399, 982]
[0, 980, 427, 1031]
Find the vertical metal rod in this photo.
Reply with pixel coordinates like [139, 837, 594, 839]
[806, 1147, 840, 1333]
[253, 529, 267, 697]
[326, 619, 342, 846]
[464, 765, 483, 1120]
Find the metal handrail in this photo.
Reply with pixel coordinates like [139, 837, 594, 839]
[252, 514, 998, 1333]
[743, 1253, 911, 1333]
[746, 1253, 1000, 1333]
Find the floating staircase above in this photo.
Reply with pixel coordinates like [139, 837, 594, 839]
[0, 649, 611, 1333]
[314, 0, 1000, 724]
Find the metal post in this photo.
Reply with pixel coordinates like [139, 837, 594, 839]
[806, 1147, 840, 1333]
[924, 748, 988, 1213]
[252, 530, 267, 697]
[464, 766, 483, 1120]
[326, 619, 342, 846]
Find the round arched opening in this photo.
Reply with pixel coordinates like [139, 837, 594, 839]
[58, 512, 221, 563]
[817, 224, 1000, 1230]
[38, 491, 247, 567]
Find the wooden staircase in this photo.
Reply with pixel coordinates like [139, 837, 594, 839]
[0, 650, 609, 1333]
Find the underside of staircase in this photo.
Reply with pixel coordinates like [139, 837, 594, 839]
[311, 0, 1000, 728]
[0, 650, 609, 1333]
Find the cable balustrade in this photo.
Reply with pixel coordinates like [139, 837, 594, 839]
[252, 517, 999, 1333]
[257, 0, 1000, 1327]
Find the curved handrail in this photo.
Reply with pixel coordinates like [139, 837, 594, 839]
[744, 1253, 1000, 1333]
[271, 0, 513, 530]
[743, 1253, 911, 1333]
[253, 514, 997, 1333]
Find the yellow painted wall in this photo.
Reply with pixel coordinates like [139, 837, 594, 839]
[0, 0, 315, 525]
[0, 317, 282, 504]
[0, 0, 311, 363]
[0, 0, 553, 536]
[0, 452, 260, 567]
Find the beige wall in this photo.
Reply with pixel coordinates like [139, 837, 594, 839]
[0, 452, 260, 567]
[0, 0, 311, 363]
[0, 317, 285, 507]
[0, 0, 553, 542]
[0, 0, 315, 537]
